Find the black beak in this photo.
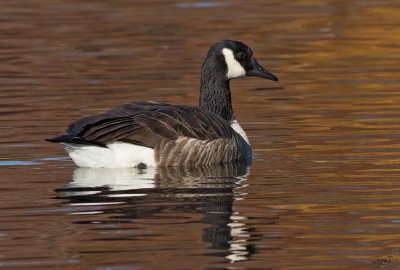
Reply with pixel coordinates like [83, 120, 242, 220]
[247, 58, 278, 82]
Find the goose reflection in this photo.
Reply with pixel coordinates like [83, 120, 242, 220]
[57, 163, 254, 263]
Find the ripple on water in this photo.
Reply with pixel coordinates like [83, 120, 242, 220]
[0, 157, 70, 166]
[1, 0, 400, 269]
[176, 2, 232, 8]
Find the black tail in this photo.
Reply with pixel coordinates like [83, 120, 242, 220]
[45, 134, 106, 147]
[45, 134, 69, 143]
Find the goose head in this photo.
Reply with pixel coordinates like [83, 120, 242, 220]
[199, 40, 278, 122]
[202, 39, 278, 82]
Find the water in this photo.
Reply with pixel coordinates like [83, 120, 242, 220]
[1, 0, 400, 269]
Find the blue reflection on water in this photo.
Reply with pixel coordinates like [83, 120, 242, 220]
[0, 157, 70, 166]
[0, 160, 41, 166]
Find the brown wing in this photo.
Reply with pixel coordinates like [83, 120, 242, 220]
[46, 101, 236, 148]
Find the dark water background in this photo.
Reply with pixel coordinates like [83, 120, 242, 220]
[1, 0, 400, 269]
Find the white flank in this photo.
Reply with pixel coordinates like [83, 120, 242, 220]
[222, 48, 246, 79]
[61, 141, 155, 168]
[230, 120, 250, 145]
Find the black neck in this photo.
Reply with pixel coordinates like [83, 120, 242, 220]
[198, 61, 234, 123]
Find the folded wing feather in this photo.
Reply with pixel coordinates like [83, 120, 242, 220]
[49, 101, 236, 149]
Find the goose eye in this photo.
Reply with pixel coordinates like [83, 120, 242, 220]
[237, 52, 246, 59]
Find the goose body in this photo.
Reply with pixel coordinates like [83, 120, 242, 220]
[47, 40, 278, 168]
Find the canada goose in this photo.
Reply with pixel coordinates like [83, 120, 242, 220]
[46, 40, 278, 168]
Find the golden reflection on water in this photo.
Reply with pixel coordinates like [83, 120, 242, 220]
[0, 0, 400, 269]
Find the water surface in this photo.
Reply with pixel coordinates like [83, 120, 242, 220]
[1, 0, 400, 269]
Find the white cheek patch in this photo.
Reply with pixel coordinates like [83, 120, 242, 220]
[222, 48, 246, 79]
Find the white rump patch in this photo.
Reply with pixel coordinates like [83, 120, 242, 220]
[61, 141, 155, 168]
[222, 48, 246, 79]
